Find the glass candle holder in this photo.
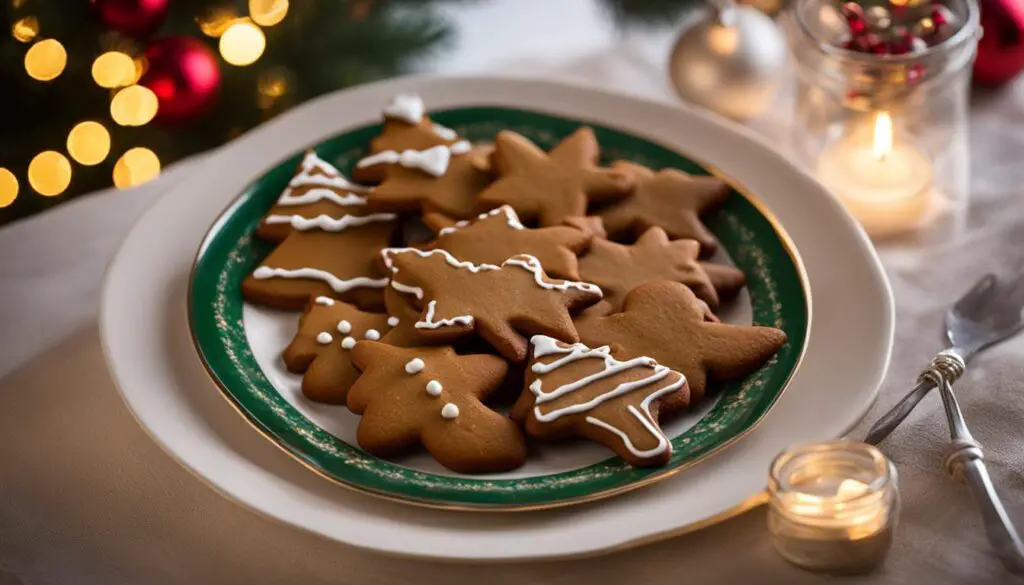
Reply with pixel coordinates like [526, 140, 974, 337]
[767, 440, 899, 574]
[787, 0, 980, 240]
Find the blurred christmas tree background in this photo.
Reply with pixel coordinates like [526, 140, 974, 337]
[0, 0, 697, 225]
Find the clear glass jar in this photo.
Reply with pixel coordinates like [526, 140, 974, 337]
[767, 440, 899, 574]
[787, 0, 980, 241]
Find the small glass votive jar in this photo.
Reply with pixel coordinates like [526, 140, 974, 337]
[767, 440, 899, 574]
[787, 0, 980, 242]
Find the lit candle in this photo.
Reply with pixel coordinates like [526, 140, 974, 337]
[768, 441, 899, 574]
[816, 112, 936, 236]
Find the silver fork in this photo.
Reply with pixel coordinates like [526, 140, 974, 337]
[866, 273, 1024, 572]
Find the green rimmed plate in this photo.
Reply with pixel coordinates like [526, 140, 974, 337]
[189, 106, 809, 510]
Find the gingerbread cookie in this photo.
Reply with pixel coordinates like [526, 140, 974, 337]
[596, 161, 729, 255]
[352, 93, 470, 184]
[256, 152, 386, 243]
[578, 227, 733, 310]
[347, 342, 526, 473]
[702, 262, 747, 303]
[477, 128, 635, 227]
[381, 248, 603, 362]
[357, 144, 493, 220]
[421, 205, 592, 280]
[575, 281, 786, 403]
[511, 335, 689, 467]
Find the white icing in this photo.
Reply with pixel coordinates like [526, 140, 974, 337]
[314, 296, 335, 306]
[381, 247, 499, 301]
[426, 380, 443, 396]
[365, 329, 381, 340]
[415, 300, 473, 330]
[405, 358, 425, 374]
[449, 140, 472, 155]
[441, 403, 460, 419]
[341, 337, 356, 349]
[502, 256, 602, 296]
[251, 266, 388, 294]
[263, 212, 396, 232]
[437, 205, 525, 236]
[356, 145, 451, 178]
[383, 93, 424, 124]
[277, 188, 367, 208]
[387, 316, 400, 327]
[337, 320, 352, 334]
[527, 335, 686, 460]
[316, 332, 333, 344]
[277, 152, 368, 207]
[431, 123, 457, 140]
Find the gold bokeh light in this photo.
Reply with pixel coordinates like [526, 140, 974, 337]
[113, 148, 161, 189]
[198, 7, 240, 37]
[0, 169, 19, 208]
[110, 85, 159, 126]
[28, 151, 72, 196]
[12, 16, 38, 43]
[24, 38, 67, 81]
[250, 0, 289, 26]
[67, 121, 112, 166]
[92, 51, 136, 88]
[219, 19, 266, 66]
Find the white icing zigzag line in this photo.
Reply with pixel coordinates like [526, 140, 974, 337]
[381, 247, 500, 300]
[278, 152, 368, 207]
[356, 145, 451, 177]
[502, 256, 602, 296]
[252, 266, 388, 293]
[437, 205, 526, 236]
[432, 123, 458, 140]
[383, 93, 424, 124]
[415, 300, 473, 330]
[264, 212, 397, 232]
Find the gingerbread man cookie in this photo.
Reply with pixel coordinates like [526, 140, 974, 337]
[422, 205, 593, 280]
[381, 248, 603, 362]
[575, 281, 786, 403]
[596, 161, 730, 255]
[511, 335, 689, 467]
[348, 342, 526, 473]
[578, 226, 739, 310]
[477, 128, 635, 227]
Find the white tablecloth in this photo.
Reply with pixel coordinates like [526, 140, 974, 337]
[4, 4, 1024, 583]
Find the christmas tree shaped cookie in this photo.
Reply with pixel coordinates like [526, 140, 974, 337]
[422, 205, 593, 280]
[381, 248, 603, 362]
[511, 335, 689, 467]
[575, 281, 786, 402]
[348, 342, 526, 473]
[596, 161, 730, 255]
[477, 128, 635, 227]
[578, 226, 743, 310]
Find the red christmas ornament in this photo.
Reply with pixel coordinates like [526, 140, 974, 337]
[974, 0, 1024, 86]
[92, 0, 170, 38]
[139, 37, 220, 124]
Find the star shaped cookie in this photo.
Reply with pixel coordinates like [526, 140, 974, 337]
[596, 161, 730, 255]
[575, 281, 786, 402]
[381, 248, 603, 362]
[477, 128, 635, 227]
[511, 335, 689, 467]
[422, 205, 593, 280]
[348, 343, 526, 473]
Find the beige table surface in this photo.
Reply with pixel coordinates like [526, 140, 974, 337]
[3, 2, 1024, 583]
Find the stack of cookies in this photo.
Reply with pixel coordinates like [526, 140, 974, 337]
[241, 93, 787, 474]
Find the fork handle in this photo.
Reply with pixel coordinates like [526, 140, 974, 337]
[865, 379, 935, 445]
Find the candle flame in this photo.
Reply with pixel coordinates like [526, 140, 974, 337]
[872, 112, 893, 162]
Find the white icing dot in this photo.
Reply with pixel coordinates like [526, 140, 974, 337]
[314, 296, 335, 306]
[316, 332, 333, 344]
[426, 380, 443, 396]
[405, 358, 425, 374]
[387, 316, 400, 327]
[441, 403, 459, 419]
[365, 329, 381, 340]
[341, 337, 356, 349]
[337, 320, 352, 334]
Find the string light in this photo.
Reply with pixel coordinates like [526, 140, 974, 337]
[113, 148, 161, 189]
[219, 19, 265, 66]
[24, 39, 67, 81]
[198, 7, 240, 37]
[0, 169, 19, 208]
[67, 121, 111, 166]
[28, 151, 72, 196]
[110, 85, 159, 126]
[249, 0, 289, 27]
[92, 51, 136, 88]
[11, 16, 38, 43]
